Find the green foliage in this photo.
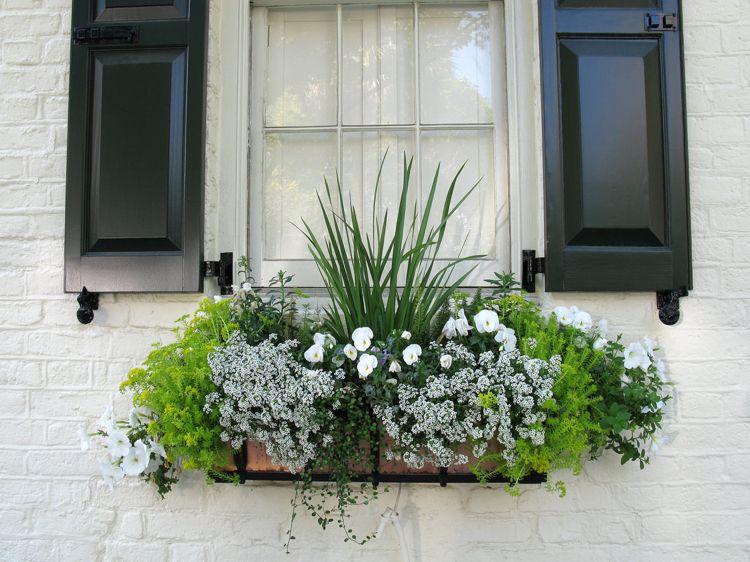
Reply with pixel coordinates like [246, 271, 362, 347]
[121, 298, 238, 476]
[300, 152, 482, 343]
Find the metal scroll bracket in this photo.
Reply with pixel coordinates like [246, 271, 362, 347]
[656, 287, 688, 326]
[76, 287, 99, 325]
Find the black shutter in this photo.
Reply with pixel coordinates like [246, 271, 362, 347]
[64, 0, 208, 293]
[539, 0, 691, 292]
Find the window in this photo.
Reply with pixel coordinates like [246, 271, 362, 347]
[248, 2, 509, 286]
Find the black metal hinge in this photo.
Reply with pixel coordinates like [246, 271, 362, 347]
[645, 13, 678, 32]
[72, 25, 139, 45]
[522, 250, 545, 293]
[203, 252, 234, 295]
[656, 287, 688, 326]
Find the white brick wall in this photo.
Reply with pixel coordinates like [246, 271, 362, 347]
[0, 1, 748, 560]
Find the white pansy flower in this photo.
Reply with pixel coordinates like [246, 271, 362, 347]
[593, 337, 608, 351]
[343, 344, 358, 361]
[97, 404, 115, 432]
[77, 427, 90, 451]
[402, 344, 423, 366]
[494, 325, 517, 352]
[474, 309, 500, 333]
[442, 317, 457, 339]
[553, 306, 573, 326]
[99, 461, 124, 490]
[623, 342, 651, 371]
[357, 353, 378, 379]
[455, 309, 471, 336]
[440, 354, 452, 369]
[389, 360, 402, 373]
[303, 344, 325, 364]
[213, 295, 223, 303]
[121, 440, 150, 476]
[241, 281, 252, 292]
[401, 331, 412, 340]
[572, 310, 593, 331]
[104, 430, 130, 460]
[352, 327, 374, 352]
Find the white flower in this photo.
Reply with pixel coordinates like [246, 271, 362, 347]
[352, 327, 374, 352]
[241, 282, 252, 292]
[643, 336, 656, 355]
[597, 319, 608, 337]
[553, 306, 573, 326]
[357, 353, 378, 379]
[313, 332, 336, 349]
[401, 331, 412, 340]
[213, 295, 223, 303]
[99, 461, 124, 490]
[474, 309, 500, 333]
[331, 354, 345, 367]
[389, 360, 402, 373]
[121, 440, 150, 476]
[128, 406, 151, 428]
[231, 284, 239, 293]
[624, 342, 651, 371]
[304, 344, 325, 363]
[97, 404, 115, 432]
[77, 427, 90, 451]
[442, 317, 457, 339]
[455, 309, 471, 336]
[494, 325, 517, 352]
[572, 310, 592, 331]
[148, 439, 166, 459]
[104, 430, 130, 460]
[343, 344, 358, 361]
[439, 354, 452, 369]
[402, 344, 423, 366]
[593, 337, 608, 351]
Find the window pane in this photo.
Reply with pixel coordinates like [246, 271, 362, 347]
[266, 8, 337, 127]
[419, 5, 492, 124]
[263, 132, 337, 260]
[343, 5, 415, 125]
[420, 129, 495, 258]
[342, 130, 416, 236]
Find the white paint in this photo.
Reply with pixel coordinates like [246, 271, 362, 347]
[0, 0, 749, 560]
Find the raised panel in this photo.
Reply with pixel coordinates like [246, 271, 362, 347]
[94, 0, 188, 22]
[557, 0, 659, 8]
[87, 49, 185, 254]
[559, 38, 666, 248]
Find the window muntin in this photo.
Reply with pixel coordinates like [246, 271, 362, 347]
[251, 2, 507, 286]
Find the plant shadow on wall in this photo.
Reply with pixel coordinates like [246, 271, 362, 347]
[81, 154, 672, 551]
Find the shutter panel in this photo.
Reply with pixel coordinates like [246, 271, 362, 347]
[539, 0, 691, 292]
[64, 0, 208, 293]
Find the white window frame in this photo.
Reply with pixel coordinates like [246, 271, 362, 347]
[215, 0, 544, 288]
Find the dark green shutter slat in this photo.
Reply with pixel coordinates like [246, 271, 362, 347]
[64, 0, 208, 293]
[539, 0, 691, 292]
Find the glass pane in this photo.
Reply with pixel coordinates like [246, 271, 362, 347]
[342, 130, 416, 236]
[420, 130, 495, 258]
[266, 8, 337, 127]
[419, 5, 492, 124]
[263, 132, 337, 260]
[343, 5, 415, 125]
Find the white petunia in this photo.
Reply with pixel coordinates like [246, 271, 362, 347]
[494, 325, 517, 352]
[352, 327, 374, 352]
[357, 353, 378, 379]
[572, 310, 592, 331]
[104, 430, 131, 460]
[401, 331, 412, 340]
[121, 440, 150, 476]
[128, 406, 151, 428]
[303, 344, 325, 363]
[474, 309, 500, 334]
[553, 306, 573, 326]
[343, 344, 358, 361]
[455, 309, 471, 336]
[77, 427, 90, 451]
[97, 404, 115, 432]
[148, 439, 166, 459]
[389, 360, 402, 373]
[623, 342, 651, 372]
[593, 337, 608, 351]
[440, 354, 452, 369]
[99, 461, 124, 490]
[402, 344, 423, 366]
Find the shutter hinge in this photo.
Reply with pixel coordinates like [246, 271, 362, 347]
[72, 25, 139, 45]
[522, 250, 545, 293]
[203, 252, 234, 295]
[656, 287, 688, 326]
[644, 13, 678, 32]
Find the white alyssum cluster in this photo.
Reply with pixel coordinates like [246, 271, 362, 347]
[206, 334, 344, 472]
[374, 341, 559, 469]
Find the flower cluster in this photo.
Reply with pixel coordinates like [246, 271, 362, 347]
[206, 334, 345, 471]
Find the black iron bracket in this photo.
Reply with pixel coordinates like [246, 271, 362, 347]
[203, 252, 234, 295]
[522, 250, 545, 293]
[76, 287, 99, 325]
[656, 287, 688, 326]
[73, 25, 139, 45]
[644, 13, 678, 32]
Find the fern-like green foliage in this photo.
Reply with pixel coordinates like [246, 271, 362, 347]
[121, 298, 238, 475]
